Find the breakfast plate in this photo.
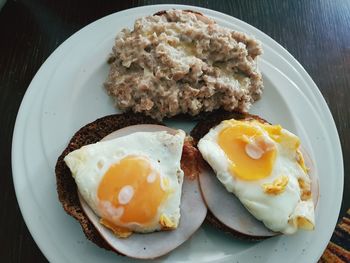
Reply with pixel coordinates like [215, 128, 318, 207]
[12, 4, 343, 263]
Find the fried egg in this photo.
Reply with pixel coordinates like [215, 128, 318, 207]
[64, 130, 186, 237]
[198, 118, 315, 234]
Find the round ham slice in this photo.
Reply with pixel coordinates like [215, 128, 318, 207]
[79, 124, 207, 259]
[198, 147, 319, 239]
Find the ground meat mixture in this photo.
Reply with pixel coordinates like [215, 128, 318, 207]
[105, 9, 263, 120]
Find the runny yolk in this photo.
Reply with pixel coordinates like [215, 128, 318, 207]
[97, 156, 167, 225]
[218, 121, 278, 181]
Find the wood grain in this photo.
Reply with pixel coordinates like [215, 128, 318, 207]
[0, 0, 348, 262]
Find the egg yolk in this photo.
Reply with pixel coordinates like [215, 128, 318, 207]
[218, 120, 279, 180]
[97, 156, 167, 226]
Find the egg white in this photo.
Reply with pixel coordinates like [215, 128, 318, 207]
[198, 121, 315, 234]
[64, 130, 186, 233]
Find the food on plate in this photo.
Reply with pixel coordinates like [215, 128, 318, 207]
[105, 9, 263, 120]
[64, 129, 186, 237]
[55, 9, 318, 257]
[55, 113, 207, 259]
[191, 111, 318, 238]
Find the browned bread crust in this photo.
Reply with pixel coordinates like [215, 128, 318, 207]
[190, 110, 268, 142]
[55, 113, 161, 251]
[190, 110, 270, 240]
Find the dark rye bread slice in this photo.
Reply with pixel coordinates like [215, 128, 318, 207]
[190, 110, 269, 141]
[55, 113, 161, 251]
[190, 110, 273, 241]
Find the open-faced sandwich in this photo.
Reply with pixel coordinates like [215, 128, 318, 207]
[191, 111, 318, 240]
[56, 113, 207, 259]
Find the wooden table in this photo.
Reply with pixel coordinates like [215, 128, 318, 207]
[0, 0, 348, 262]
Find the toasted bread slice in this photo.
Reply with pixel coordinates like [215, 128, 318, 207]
[190, 110, 280, 240]
[55, 113, 161, 251]
[191, 110, 319, 240]
[190, 110, 268, 142]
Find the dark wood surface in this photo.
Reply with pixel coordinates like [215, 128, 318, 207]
[0, 0, 349, 262]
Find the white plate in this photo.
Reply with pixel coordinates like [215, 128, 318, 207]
[12, 4, 343, 263]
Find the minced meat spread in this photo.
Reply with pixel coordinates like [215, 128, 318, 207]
[105, 9, 263, 120]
